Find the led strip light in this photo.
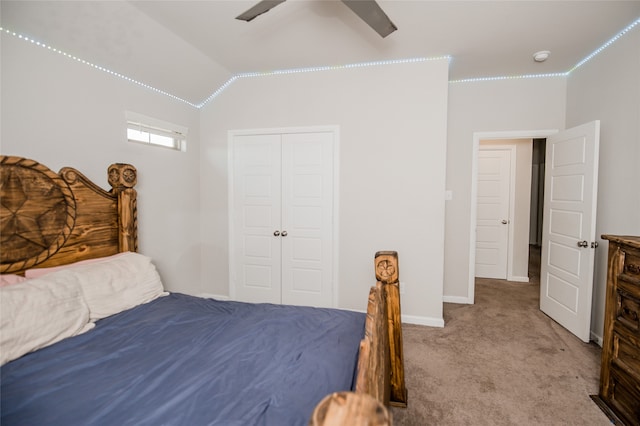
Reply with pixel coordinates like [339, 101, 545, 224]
[568, 17, 639, 73]
[2, 16, 639, 106]
[0, 27, 200, 108]
[450, 17, 640, 84]
[197, 56, 450, 107]
[449, 72, 569, 84]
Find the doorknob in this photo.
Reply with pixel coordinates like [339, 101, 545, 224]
[577, 240, 588, 248]
[281, 231, 288, 237]
[501, 220, 508, 224]
[274, 230, 280, 237]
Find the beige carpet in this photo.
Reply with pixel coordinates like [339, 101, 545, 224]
[390, 249, 611, 425]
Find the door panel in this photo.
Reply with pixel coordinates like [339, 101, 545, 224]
[540, 121, 600, 342]
[281, 132, 333, 307]
[232, 134, 282, 304]
[475, 148, 511, 279]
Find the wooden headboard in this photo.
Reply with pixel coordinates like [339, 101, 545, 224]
[0, 156, 138, 275]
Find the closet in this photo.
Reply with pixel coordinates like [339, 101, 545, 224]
[230, 130, 336, 308]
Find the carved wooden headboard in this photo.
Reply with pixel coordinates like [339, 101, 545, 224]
[0, 156, 138, 275]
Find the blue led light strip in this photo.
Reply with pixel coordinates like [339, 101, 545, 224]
[568, 17, 639, 73]
[2, 16, 638, 103]
[449, 72, 569, 84]
[0, 27, 200, 108]
[450, 17, 640, 84]
[196, 56, 451, 108]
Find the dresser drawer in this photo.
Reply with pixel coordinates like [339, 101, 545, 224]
[613, 332, 640, 375]
[609, 366, 640, 425]
[617, 287, 640, 334]
[621, 248, 640, 282]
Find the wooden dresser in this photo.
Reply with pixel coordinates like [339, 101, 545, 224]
[593, 235, 640, 425]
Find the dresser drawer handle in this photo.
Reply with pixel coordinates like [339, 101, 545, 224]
[622, 307, 639, 321]
[626, 263, 640, 275]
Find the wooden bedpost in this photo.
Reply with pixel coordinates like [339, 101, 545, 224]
[108, 163, 138, 253]
[375, 251, 408, 408]
[355, 281, 390, 405]
[310, 392, 391, 426]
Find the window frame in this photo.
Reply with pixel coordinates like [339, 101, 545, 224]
[125, 111, 188, 152]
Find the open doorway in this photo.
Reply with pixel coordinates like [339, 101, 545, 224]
[470, 123, 601, 342]
[527, 138, 546, 285]
[473, 137, 545, 304]
[468, 129, 558, 303]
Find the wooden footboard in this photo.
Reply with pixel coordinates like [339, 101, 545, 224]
[366, 250, 407, 407]
[374, 251, 408, 407]
[311, 251, 407, 425]
[355, 280, 391, 404]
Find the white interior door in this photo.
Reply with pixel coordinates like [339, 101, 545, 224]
[475, 148, 512, 279]
[540, 121, 600, 342]
[232, 134, 282, 304]
[281, 132, 333, 307]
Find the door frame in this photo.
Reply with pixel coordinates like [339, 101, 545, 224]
[467, 129, 558, 303]
[227, 125, 341, 307]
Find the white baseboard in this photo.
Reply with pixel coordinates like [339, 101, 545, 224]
[590, 331, 603, 347]
[402, 314, 444, 328]
[508, 275, 530, 283]
[197, 293, 230, 301]
[196, 294, 444, 328]
[443, 295, 473, 304]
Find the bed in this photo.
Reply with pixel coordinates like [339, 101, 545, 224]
[0, 155, 407, 425]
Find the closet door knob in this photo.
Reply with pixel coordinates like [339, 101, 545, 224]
[274, 230, 280, 237]
[281, 231, 288, 237]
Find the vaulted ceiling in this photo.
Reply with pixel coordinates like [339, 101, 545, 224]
[2, 1, 639, 105]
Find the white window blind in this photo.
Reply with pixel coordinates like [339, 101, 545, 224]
[125, 111, 187, 151]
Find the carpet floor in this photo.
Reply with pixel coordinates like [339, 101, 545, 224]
[390, 248, 611, 425]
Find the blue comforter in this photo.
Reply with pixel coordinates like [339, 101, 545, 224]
[1, 293, 365, 426]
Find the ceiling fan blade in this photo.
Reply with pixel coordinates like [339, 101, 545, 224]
[236, 0, 287, 22]
[341, 0, 397, 38]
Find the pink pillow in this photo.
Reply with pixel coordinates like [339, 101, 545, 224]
[25, 252, 130, 279]
[0, 274, 27, 287]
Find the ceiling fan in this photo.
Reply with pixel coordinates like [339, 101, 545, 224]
[236, 0, 398, 38]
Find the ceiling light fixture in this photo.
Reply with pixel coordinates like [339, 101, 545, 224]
[533, 50, 550, 62]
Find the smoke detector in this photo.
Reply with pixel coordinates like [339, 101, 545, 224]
[533, 50, 550, 62]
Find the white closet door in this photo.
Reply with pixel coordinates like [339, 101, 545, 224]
[281, 132, 334, 307]
[232, 134, 282, 304]
[231, 129, 335, 308]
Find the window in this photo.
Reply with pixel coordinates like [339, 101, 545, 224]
[125, 111, 187, 151]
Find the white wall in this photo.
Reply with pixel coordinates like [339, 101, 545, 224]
[200, 60, 449, 325]
[0, 34, 203, 295]
[479, 139, 533, 282]
[5, 2, 635, 338]
[565, 25, 640, 342]
[444, 77, 567, 302]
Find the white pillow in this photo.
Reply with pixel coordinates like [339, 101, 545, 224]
[0, 275, 94, 365]
[61, 252, 168, 321]
[24, 252, 128, 279]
